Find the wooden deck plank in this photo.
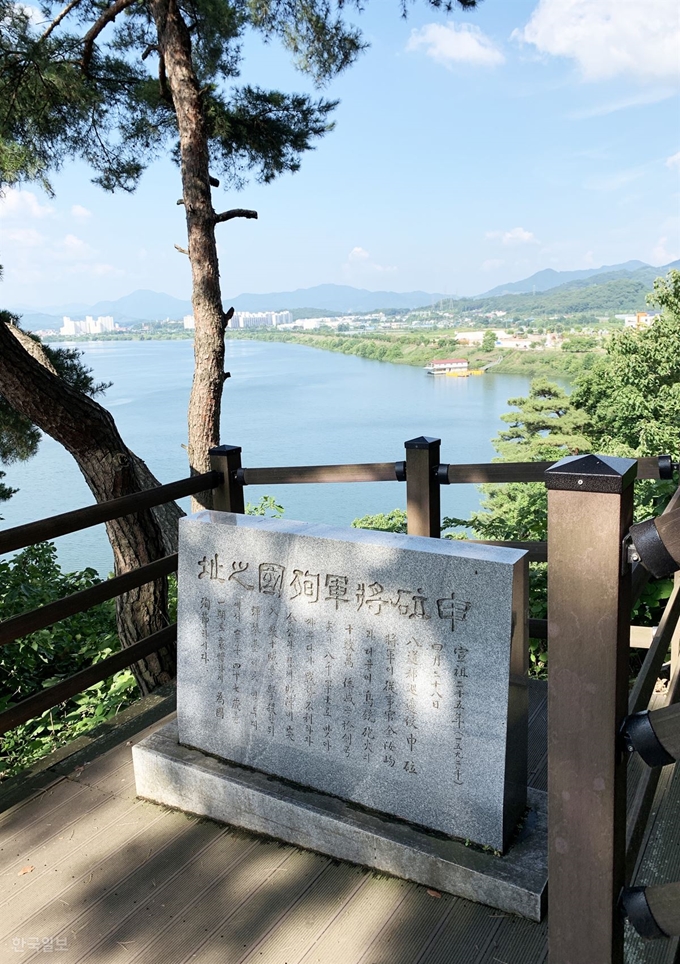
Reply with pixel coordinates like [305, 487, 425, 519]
[408, 898, 504, 964]
[238, 862, 369, 964]
[353, 886, 457, 964]
[122, 839, 303, 964]
[186, 848, 334, 964]
[66, 828, 261, 964]
[58, 713, 175, 792]
[0, 691, 555, 964]
[477, 914, 549, 964]
[296, 874, 415, 964]
[0, 779, 111, 861]
[0, 774, 79, 830]
[0, 796, 170, 942]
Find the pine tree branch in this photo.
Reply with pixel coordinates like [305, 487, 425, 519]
[174, 243, 188, 255]
[213, 209, 258, 224]
[82, 0, 137, 71]
[40, 0, 85, 42]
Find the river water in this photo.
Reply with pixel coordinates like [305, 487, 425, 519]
[1, 339, 544, 574]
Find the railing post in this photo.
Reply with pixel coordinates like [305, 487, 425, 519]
[545, 454, 636, 964]
[404, 436, 441, 538]
[209, 445, 245, 513]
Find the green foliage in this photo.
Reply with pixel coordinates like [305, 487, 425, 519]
[352, 509, 407, 533]
[561, 335, 596, 352]
[481, 330, 496, 352]
[0, 543, 137, 778]
[493, 378, 591, 462]
[440, 379, 595, 678]
[572, 270, 680, 459]
[245, 494, 285, 518]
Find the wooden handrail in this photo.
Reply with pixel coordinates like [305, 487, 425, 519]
[0, 553, 178, 648]
[0, 624, 177, 735]
[240, 463, 398, 485]
[447, 456, 665, 485]
[0, 471, 220, 555]
[238, 456, 667, 488]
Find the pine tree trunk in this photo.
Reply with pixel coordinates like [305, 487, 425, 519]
[0, 321, 178, 694]
[150, 0, 225, 509]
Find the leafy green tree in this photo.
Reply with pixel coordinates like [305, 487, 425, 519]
[571, 270, 680, 459]
[440, 378, 592, 676]
[482, 330, 496, 352]
[489, 377, 591, 464]
[561, 335, 596, 352]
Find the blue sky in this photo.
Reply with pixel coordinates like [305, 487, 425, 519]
[1, 0, 679, 309]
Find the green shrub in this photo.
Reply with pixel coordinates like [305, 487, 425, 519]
[0, 543, 138, 778]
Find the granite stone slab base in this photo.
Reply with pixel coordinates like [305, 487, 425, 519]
[133, 722, 547, 921]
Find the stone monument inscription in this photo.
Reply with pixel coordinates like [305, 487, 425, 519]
[177, 512, 528, 852]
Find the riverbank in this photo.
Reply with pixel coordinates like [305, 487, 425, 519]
[44, 325, 598, 378]
[223, 329, 598, 378]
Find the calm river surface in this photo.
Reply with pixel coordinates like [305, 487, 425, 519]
[2, 339, 548, 574]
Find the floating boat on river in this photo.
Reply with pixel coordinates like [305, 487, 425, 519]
[424, 358, 483, 376]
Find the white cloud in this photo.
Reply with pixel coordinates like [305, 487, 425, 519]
[58, 234, 94, 259]
[652, 237, 679, 265]
[0, 188, 54, 220]
[71, 204, 92, 220]
[482, 259, 505, 271]
[486, 227, 538, 245]
[407, 22, 505, 68]
[344, 246, 396, 276]
[514, 0, 680, 82]
[348, 246, 370, 263]
[2, 227, 45, 247]
[666, 151, 680, 169]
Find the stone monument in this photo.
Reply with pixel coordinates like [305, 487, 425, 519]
[134, 512, 548, 919]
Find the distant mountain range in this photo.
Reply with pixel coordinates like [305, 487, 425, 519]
[10, 260, 678, 330]
[477, 260, 652, 297]
[440, 260, 680, 316]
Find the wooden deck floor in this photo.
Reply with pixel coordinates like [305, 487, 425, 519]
[0, 681, 677, 964]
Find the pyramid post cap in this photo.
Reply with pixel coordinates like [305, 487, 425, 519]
[209, 444, 242, 456]
[545, 453, 637, 493]
[404, 436, 441, 451]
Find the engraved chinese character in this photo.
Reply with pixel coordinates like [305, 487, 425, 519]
[325, 574, 349, 608]
[356, 581, 387, 615]
[259, 563, 285, 596]
[436, 593, 472, 631]
[290, 570, 320, 603]
[392, 589, 431, 619]
[197, 553, 225, 582]
[229, 561, 254, 589]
